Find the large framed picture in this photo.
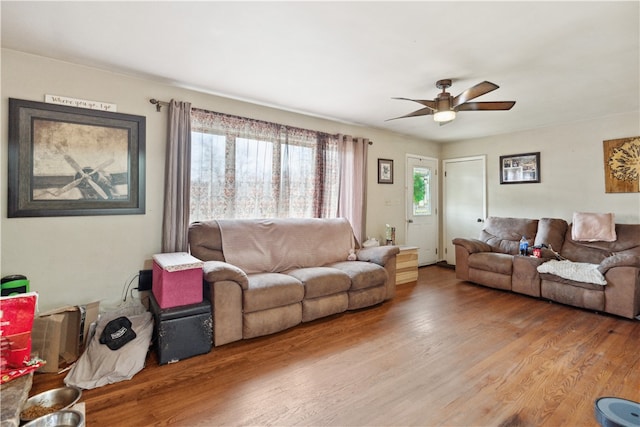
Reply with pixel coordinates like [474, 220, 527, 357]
[378, 158, 394, 184]
[8, 98, 146, 217]
[499, 152, 540, 184]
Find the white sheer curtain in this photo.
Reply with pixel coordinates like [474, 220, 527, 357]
[161, 100, 192, 253]
[337, 135, 369, 244]
[190, 109, 340, 221]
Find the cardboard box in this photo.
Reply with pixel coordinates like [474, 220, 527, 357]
[31, 302, 99, 373]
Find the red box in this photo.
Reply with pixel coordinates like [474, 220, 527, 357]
[152, 253, 204, 309]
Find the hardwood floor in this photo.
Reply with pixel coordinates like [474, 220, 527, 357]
[29, 266, 640, 426]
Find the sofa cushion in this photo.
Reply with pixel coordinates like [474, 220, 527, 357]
[348, 284, 386, 309]
[479, 217, 538, 254]
[243, 303, 302, 339]
[302, 293, 349, 322]
[572, 212, 616, 242]
[560, 223, 640, 264]
[328, 261, 388, 290]
[538, 273, 604, 291]
[216, 218, 355, 274]
[468, 252, 513, 275]
[541, 280, 604, 311]
[534, 218, 568, 251]
[244, 273, 304, 313]
[287, 267, 351, 299]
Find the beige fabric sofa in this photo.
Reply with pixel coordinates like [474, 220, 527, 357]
[453, 216, 640, 319]
[188, 218, 399, 346]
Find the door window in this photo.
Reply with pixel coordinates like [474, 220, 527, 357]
[413, 166, 432, 216]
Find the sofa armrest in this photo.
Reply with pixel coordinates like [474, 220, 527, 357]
[598, 253, 640, 275]
[356, 245, 400, 266]
[603, 266, 640, 319]
[452, 238, 492, 254]
[202, 260, 249, 290]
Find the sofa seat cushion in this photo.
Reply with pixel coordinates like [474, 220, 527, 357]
[244, 273, 304, 313]
[538, 273, 604, 291]
[302, 293, 349, 322]
[287, 267, 351, 299]
[468, 252, 513, 275]
[243, 303, 302, 339]
[541, 279, 604, 311]
[328, 261, 387, 290]
[348, 284, 386, 309]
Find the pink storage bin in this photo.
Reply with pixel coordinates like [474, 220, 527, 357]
[152, 252, 204, 309]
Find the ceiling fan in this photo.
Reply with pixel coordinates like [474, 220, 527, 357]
[388, 79, 516, 124]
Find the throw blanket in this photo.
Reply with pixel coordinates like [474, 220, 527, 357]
[537, 259, 607, 285]
[216, 218, 355, 274]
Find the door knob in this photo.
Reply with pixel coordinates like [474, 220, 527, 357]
[477, 218, 484, 222]
[407, 219, 414, 223]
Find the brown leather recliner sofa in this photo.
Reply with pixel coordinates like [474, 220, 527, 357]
[188, 218, 399, 346]
[453, 216, 640, 319]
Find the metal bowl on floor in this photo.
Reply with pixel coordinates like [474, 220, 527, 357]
[22, 409, 84, 427]
[20, 386, 82, 422]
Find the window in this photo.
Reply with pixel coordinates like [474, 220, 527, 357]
[412, 166, 431, 216]
[190, 109, 339, 222]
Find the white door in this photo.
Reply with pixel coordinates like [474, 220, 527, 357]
[443, 156, 487, 265]
[406, 155, 438, 266]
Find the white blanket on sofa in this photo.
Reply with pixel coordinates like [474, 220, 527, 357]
[537, 259, 607, 285]
[216, 218, 356, 274]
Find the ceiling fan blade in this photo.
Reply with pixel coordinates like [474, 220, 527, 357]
[457, 101, 516, 111]
[452, 81, 499, 107]
[391, 98, 437, 110]
[386, 107, 434, 121]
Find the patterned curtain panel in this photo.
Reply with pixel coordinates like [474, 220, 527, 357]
[190, 108, 340, 222]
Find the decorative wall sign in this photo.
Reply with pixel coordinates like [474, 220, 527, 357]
[8, 98, 145, 217]
[500, 152, 540, 184]
[378, 158, 394, 184]
[45, 94, 117, 112]
[603, 136, 639, 193]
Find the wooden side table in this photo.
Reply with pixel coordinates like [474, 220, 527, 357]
[396, 246, 419, 285]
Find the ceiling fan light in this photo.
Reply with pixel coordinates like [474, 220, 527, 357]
[433, 110, 456, 122]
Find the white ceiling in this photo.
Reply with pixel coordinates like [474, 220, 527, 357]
[2, 1, 639, 143]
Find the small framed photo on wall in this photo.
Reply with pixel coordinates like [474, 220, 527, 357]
[378, 158, 393, 184]
[500, 152, 540, 184]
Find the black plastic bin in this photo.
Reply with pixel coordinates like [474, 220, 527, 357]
[149, 294, 212, 365]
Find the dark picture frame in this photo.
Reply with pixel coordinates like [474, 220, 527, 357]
[500, 152, 540, 184]
[378, 158, 394, 184]
[8, 98, 146, 217]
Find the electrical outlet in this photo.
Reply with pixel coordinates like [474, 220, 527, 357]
[138, 269, 152, 291]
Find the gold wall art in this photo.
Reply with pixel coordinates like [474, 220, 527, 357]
[603, 136, 640, 193]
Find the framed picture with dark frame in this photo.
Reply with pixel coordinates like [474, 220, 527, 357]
[378, 158, 394, 184]
[500, 152, 540, 184]
[8, 98, 146, 217]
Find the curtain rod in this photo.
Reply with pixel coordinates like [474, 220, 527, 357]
[149, 98, 169, 112]
[148, 97, 372, 145]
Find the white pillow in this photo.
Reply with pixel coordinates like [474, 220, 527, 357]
[572, 212, 616, 242]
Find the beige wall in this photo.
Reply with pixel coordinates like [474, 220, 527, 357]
[441, 112, 640, 226]
[3, 49, 638, 311]
[1, 49, 438, 311]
